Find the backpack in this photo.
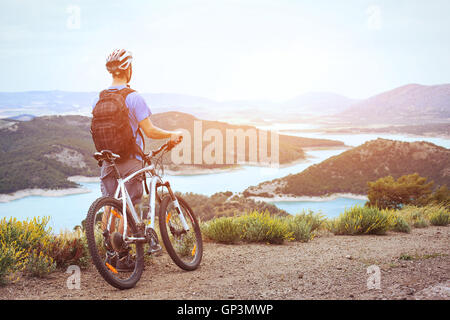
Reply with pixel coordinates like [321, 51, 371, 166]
[91, 87, 144, 159]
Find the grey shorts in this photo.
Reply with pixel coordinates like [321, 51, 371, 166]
[100, 158, 144, 206]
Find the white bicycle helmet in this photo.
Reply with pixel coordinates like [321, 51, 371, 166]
[106, 49, 133, 74]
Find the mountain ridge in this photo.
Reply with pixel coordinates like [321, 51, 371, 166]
[338, 83, 450, 124]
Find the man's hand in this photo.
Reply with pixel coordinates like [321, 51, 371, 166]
[170, 131, 183, 142]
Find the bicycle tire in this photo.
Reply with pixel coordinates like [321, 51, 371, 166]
[85, 196, 144, 290]
[159, 195, 203, 271]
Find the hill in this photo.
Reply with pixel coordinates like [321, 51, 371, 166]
[147, 111, 344, 168]
[0, 115, 99, 194]
[0, 113, 344, 194]
[244, 138, 450, 198]
[337, 84, 450, 125]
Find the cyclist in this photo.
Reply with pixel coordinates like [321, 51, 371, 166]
[92, 48, 182, 271]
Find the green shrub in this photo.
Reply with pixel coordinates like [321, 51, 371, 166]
[0, 241, 25, 286]
[295, 210, 325, 232]
[0, 217, 91, 285]
[283, 217, 312, 242]
[202, 217, 242, 244]
[0, 217, 52, 251]
[397, 206, 429, 228]
[381, 209, 411, 233]
[427, 206, 450, 226]
[280, 211, 325, 242]
[328, 205, 393, 235]
[22, 250, 56, 278]
[236, 210, 292, 244]
[389, 215, 411, 233]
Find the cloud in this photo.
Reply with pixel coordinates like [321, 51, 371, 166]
[366, 5, 382, 30]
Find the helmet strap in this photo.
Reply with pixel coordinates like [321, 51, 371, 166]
[126, 65, 132, 83]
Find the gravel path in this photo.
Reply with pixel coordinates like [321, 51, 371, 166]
[1, 226, 449, 300]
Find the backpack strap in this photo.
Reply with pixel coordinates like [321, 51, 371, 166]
[116, 87, 146, 158]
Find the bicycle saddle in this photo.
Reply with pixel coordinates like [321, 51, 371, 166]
[93, 150, 121, 165]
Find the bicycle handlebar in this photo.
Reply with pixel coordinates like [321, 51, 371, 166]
[146, 135, 183, 160]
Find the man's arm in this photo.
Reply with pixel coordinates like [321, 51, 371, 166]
[139, 117, 181, 140]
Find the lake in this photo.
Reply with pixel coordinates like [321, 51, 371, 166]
[0, 132, 448, 232]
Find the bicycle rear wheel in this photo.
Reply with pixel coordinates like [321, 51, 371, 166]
[159, 195, 203, 270]
[85, 197, 144, 290]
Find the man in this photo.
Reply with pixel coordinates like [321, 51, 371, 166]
[92, 48, 182, 271]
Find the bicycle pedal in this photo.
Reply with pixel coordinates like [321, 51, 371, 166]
[146, 244, 162, 256]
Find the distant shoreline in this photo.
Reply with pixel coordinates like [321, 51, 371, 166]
[279, 128, 450, 141]
[248, 193, 368, 202]
[0, 187, 91, 203]
[0, 147, 352, 203]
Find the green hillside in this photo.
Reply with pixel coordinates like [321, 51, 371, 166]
[245, 139, 450, 197]
[0, 113, 344, 194]
[0, 116, 98, 193]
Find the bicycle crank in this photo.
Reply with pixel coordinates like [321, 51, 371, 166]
[145, 228, 162, 256]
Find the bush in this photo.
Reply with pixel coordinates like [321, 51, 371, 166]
[397, 206, 429, 228]
[283, 217, 312, 242]
[202, 210, 324, 244]
[281, 211, 325, 242]
[0, 241, 25, 286]
[0, 217, 52, 252]
[328, 205, 393, 235]
[386, 210, 411, 233]
[202, 217, 242, 244]
[44, 229, 89, 269]
[427, 205, 450, 226]
[236, 211, 292, 244]
[0, 217, 91, 285]
[0, 217, 55, 284]
[22, 250, 56, 278]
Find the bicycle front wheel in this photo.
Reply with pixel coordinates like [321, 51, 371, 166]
[159, 195, 203, 271]
[85, 197, 144, 290]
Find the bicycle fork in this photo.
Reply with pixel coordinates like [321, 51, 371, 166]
[156, 180, 190, 232]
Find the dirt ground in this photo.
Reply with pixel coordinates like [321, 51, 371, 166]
[1, 226, 449, 300]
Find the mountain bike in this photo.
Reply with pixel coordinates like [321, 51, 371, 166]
[85, 136, 203, 290]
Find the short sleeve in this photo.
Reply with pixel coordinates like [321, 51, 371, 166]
[91, 94, 100, 111]
[127, 92, 152, 123]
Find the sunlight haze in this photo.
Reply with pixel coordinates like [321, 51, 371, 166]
[1, 0, 450, 101]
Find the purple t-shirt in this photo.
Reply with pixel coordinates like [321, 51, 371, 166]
[92, 85, 152, 160]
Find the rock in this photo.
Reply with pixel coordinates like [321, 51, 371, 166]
[345, 255, 352, 260]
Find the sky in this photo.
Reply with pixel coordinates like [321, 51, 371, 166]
[1, 0, 450, 101]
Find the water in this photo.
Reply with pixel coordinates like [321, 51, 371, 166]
[282, 131, 450, 149]
[0, 132, 448, 231]
[0, 149, 346, 232]
[270, 198, 366, 219]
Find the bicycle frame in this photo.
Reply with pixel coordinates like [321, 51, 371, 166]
[107, 162, 191, 244]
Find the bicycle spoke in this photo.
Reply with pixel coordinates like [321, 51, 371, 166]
[86, 197, 144, 289]
[159, 196, 203, 270]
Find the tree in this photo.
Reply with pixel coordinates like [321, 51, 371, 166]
[367, 173, 434, 209]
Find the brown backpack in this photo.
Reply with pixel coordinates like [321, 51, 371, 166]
[91, 88, 144, 159]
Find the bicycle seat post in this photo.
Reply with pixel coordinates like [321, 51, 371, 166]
[111, 160, 122, 180]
